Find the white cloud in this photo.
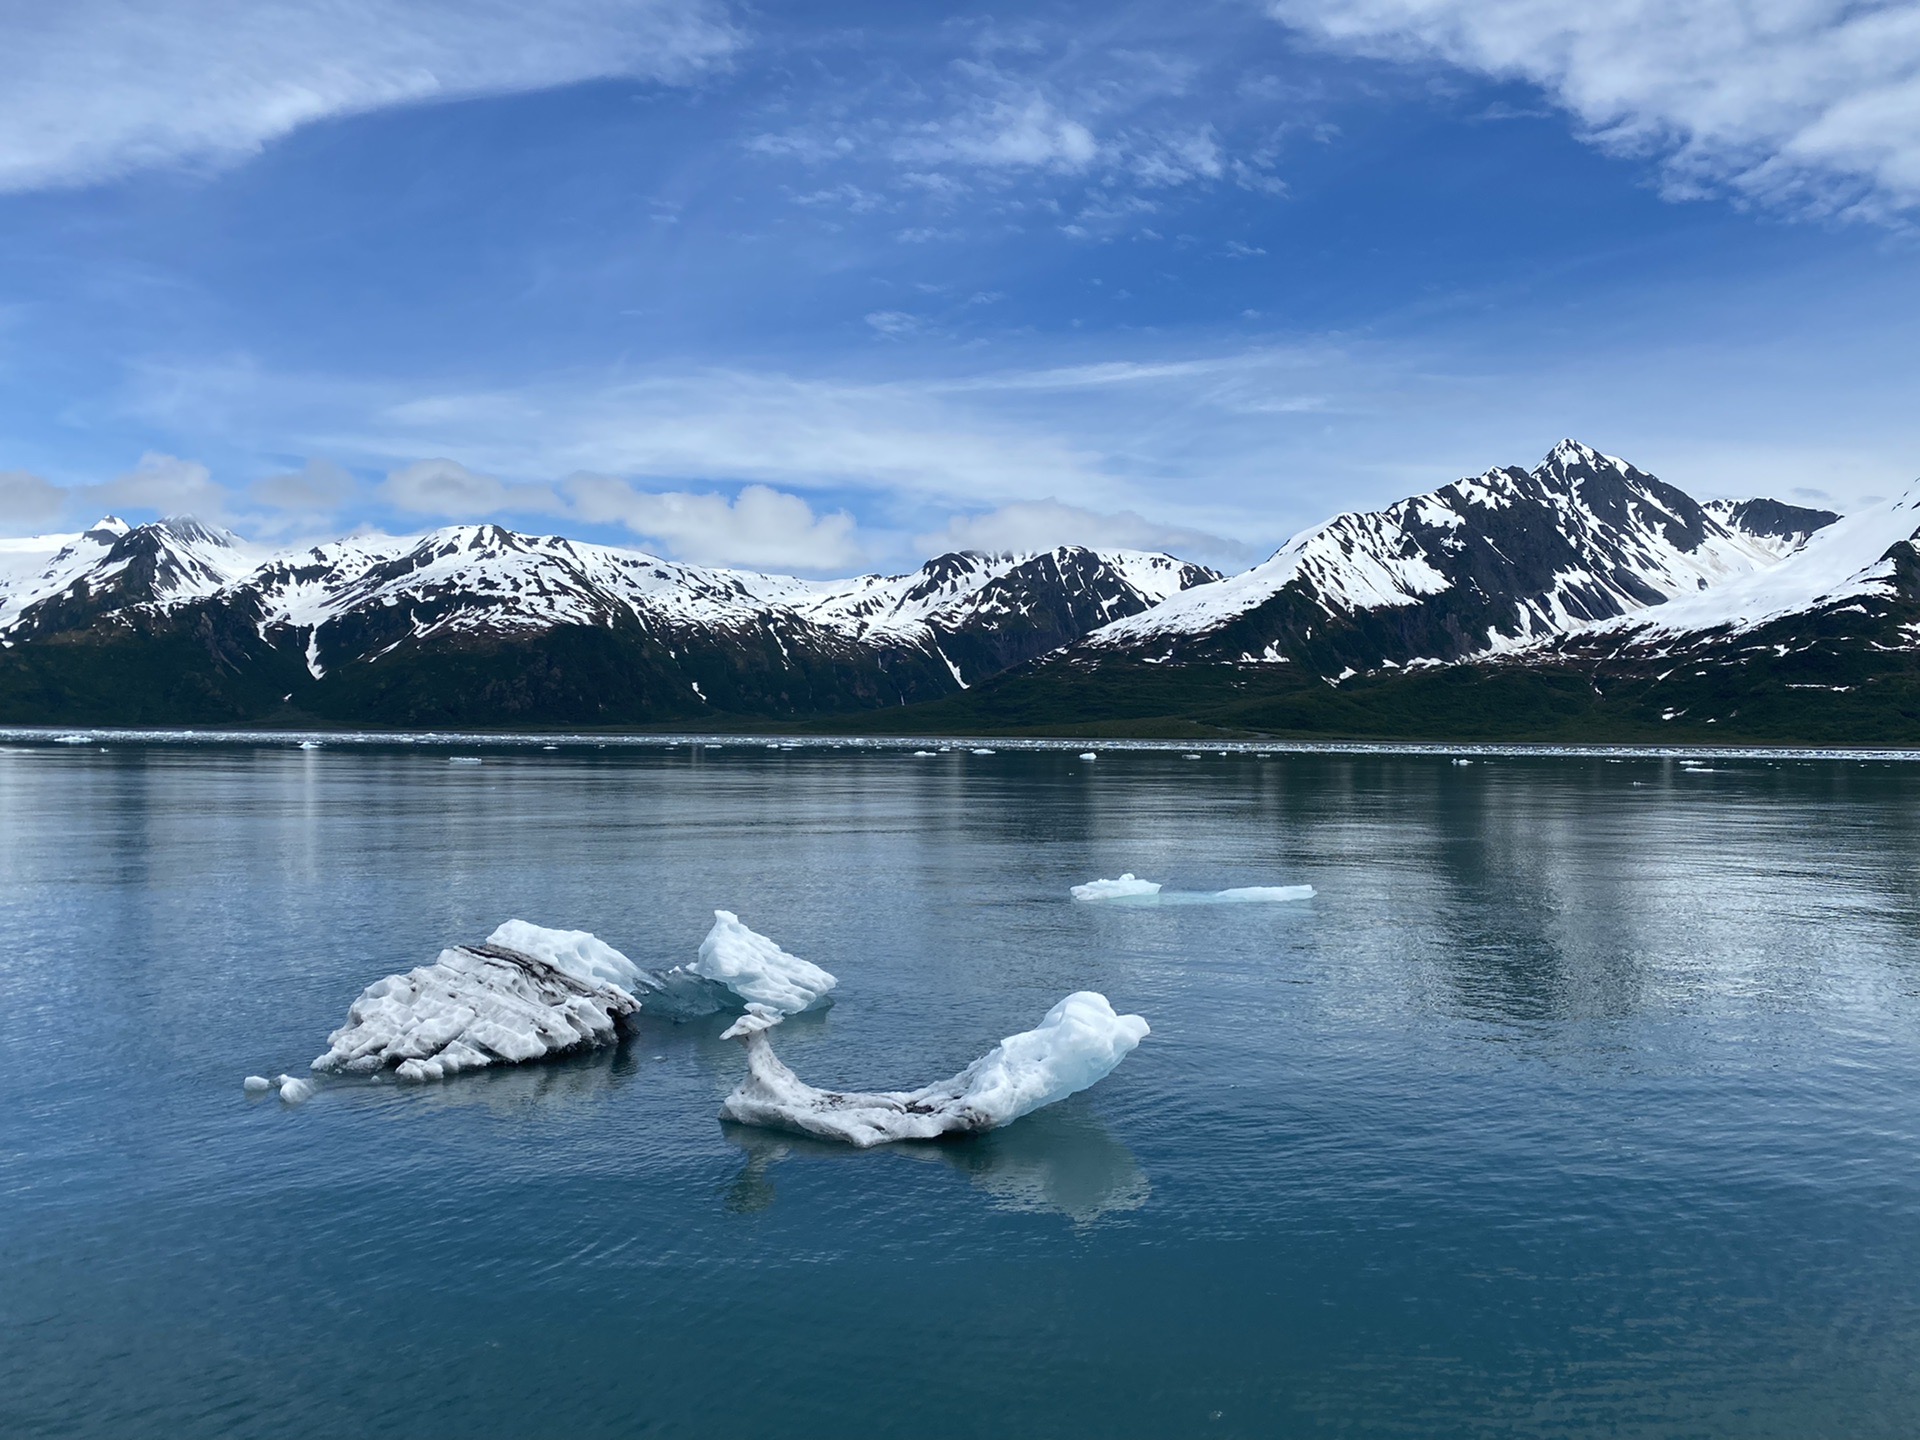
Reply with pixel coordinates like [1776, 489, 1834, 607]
[898, 95, 1099, 171]
[566, 477, 862, 571]
[921, 499, 1254, 567]
[91, 451, 228, 518]
[864, 310, 922, 337]
[0, 470, 67, 532]
[249, 456, 357, 513]
[0, 0, 736, 193]
[1270, 0, 1920, 219]
[381, 457, 565, 516]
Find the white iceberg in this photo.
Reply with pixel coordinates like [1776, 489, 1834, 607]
[637, 911, 837, 1020]
[720, 991, 1149, 1147]
[310, 929, 645, 1081]
[308, 914, 835, 1082]
[1070, 876, 1315, 905]
[1071, 874, 1163, 901]
[1078, 752, 1097, 761]
[1204, 885, 1317, 904]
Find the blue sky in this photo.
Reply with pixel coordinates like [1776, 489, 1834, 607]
[1, 0, 1917, 572]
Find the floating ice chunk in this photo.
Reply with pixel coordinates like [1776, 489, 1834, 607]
[912, 750, 937, 757]
[1079, 752, 1098, 761]
[692, 911, 836, 1014]
[243, 1074, 272, 1093]
[276, 1074, 314, 1104]
[721, 992, 1149, 1147]
[484, 919, 647, 991]
[720, 1003, 785, 1039]
[1071, 874, 1163, 901]
[1183, 752, 1202, 759]
[54, 733, 91, 744]
[972, 748, 996, 755]
[1204, 885, 1316, 904]
[310, 937, 642, 1081]
[1071, 876, 1314, 905]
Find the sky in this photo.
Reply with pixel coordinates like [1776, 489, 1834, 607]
[0, 0, 1917, 573]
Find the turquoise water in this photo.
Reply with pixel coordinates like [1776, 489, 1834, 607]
[3, 740, 1918, 1438]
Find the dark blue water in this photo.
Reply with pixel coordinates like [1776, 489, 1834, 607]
[3, 741, 1918, 1438]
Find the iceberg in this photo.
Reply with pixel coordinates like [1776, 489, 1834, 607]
[719, 991, 1149, 1147]
[1078, 752, 1098, 761]
[310, 931, 645, 1081]
[308, 914, 835, 1082]
[1071, 873, 1163, 901]
[1071, 875, 1315, 905]
[636, 911, 837, 1020]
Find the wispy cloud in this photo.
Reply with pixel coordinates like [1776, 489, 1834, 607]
[1271, 0, 1920, 221]
[0, 0, 737, 193]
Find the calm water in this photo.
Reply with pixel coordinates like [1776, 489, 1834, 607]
[3, 740, 1918, 1439]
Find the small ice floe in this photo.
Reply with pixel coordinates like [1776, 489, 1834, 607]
[298, 740, 322, 751]
[1183, 752, 1203, 760]
[243, 1074, 273, 1093]
[275, 1074, 314, 1104]
[640, 910, 837, 1020]
[1071, 875, 1315, 906]
[1079, 752, 1097, 761]
[912, 750, 937, 757]
[720, 991, 1149, 1147]
[972, 748, 996, 755]
[1071, 874, 1163, 901]
[449, 756, 482, 765]
[53, 733, 92, 744]
[310, 922, 649, 1081]
[1451, 758, 1472, 766]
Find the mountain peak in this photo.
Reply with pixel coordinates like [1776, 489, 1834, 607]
[1539, 438, 1626, 474]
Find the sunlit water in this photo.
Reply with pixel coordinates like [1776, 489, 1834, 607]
[3, 740, 1918, 1438]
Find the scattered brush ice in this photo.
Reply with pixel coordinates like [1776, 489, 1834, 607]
[1072, 874, 1163, 901]
[449, 756, 481, 765]
[1079, 752, 1098, 761]
[276, 1074, 314, 1104]
[243, 1074, 272, 1093]
[1071, 875, 1314, 906]
[310, 924, 645, 1081]
[1451, 758, 1472, 766]
[54, 733, 91, 744]
[721, 992, 1149, 1147]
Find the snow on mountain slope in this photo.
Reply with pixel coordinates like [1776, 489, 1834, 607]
[1703, 498, 1840, 559]
[1085, 440, 1797, 670]
[0, 514, 1217, 704]
[1568, 486, 1920, 646]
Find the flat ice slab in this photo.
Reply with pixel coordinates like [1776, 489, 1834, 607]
[721, 991, 1149, 1147]
[1071, 875, 1315, 905]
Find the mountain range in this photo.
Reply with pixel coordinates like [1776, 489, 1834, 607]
[3, 439, 1915, 741]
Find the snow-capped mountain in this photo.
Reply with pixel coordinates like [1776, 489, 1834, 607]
[1078, 440, 1838, 676]
[0, 518, 1216, 724]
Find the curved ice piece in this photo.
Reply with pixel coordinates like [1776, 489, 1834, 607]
[721, 991, 1150, 1148]
[1071, 874, 1163, 901]
[310, 937, 642, 1081]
